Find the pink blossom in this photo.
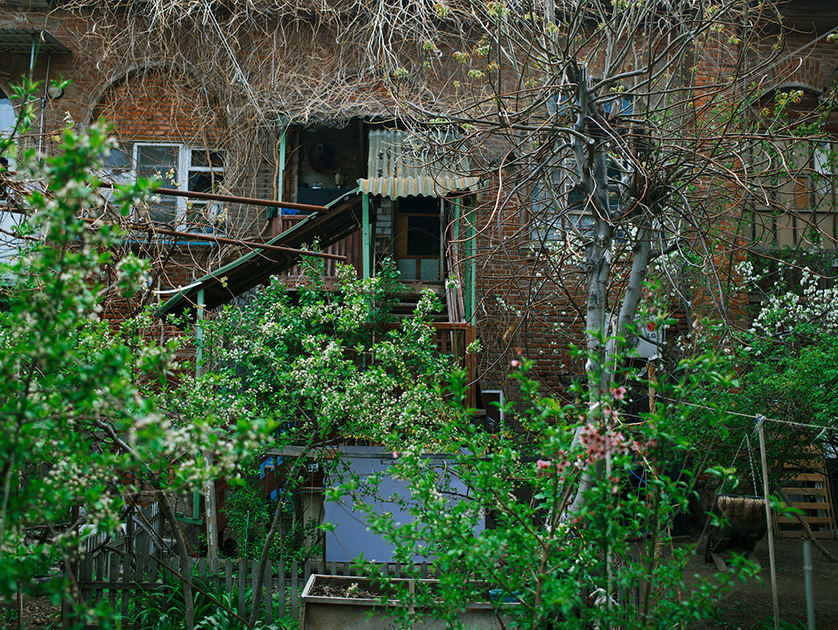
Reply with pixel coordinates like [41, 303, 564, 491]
[536, 459, 551, 472]
[510, 360, 520, 368]
[610, 386, 627, 401]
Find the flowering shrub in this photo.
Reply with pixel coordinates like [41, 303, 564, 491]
[205, 262, 458, 451]
[332, 351, 755, 629]
[0, 82, 275, 626]
[693, 257, 838, 464]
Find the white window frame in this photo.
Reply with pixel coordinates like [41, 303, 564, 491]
[481, 389, 505, 427]
[1, 92, 20, 270]
[101, 142, 225, 232]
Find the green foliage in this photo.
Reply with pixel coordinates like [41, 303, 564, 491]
[332, 346, 757, 630]
[0, 81, 273, 621]
[132, 568, 289, 630]
[205, 260, 458, 452]
[696, 257, 838, 467]
[222, 482, 320, 564]
[0, 81, 166, 605]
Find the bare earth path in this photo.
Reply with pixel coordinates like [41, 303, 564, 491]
[685, 537, 838, 629]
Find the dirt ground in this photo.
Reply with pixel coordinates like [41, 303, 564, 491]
[685, 537, 838, 629]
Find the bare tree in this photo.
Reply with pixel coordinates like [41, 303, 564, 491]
[382, 0, 792, 394]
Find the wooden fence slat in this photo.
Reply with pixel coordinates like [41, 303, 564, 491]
[264, 559, 273, 624]
[135, 530, 150, 584]
[291, 560, 299, 621]
[238, 559, 246, 616]
[121, 551, 133, 621]
[79, 552, 94, 610]
[278, 561, 285, 619]
[95, 553, 105, 605]
[211, 557, 219, 592]
[148, 548, 159, 584]
[251, 560, 259, 619]
[225, 558, 232, 595]
[304, 560, 311, 589]
[108, 554, 119, 613]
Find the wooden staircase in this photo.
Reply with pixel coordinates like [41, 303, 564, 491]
[774, 448, 837, 539]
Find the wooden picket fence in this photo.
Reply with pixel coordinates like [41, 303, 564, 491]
[67, 550, 437, 629]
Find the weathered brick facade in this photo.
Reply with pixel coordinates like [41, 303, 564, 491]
[2, 1, 838, 403]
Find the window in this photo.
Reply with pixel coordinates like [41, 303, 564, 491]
[1, 89, 18, 268]
[532, 158, 627, 244]
[0, 92, 14, 137]
[481, 389, 505, 430]
[394, 195, 442, 281]
[102, 143, 225, 232]
[748, 88, 838, 250]
[532, 92, 636, 245]
[532, 164, 593, 242]
[749, 138, 837, 249]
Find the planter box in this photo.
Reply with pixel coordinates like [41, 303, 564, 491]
[299, 574, 508, 630]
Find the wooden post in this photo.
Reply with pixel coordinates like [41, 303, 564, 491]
[197, 289, 219, 561]
[277, 125, 287, 202]
[804, 540, 815, 630]
[756, 416, 780, 630]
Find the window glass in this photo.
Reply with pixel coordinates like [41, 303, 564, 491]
[0, 94, 14, 136]
[136, 145, 179, 224]
[186, 150, 225, 232]
[129, 144, 225, 230]
[1, 91, 17, 267]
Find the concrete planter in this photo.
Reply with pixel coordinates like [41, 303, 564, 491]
[299, 574, 508, 630]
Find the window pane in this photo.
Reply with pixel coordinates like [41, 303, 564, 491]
[145, 203, 177, 225]
[104, 146, 131, 173]
[191, 150, 224, 168]
[188, 171, 223, 193]
[0, 96, 15, 136]
[186, 203, 213, 232]
[137, 145, 178, 183]
[406, 214, 440, 256]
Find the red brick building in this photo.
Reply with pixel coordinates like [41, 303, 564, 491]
[2, 0, 838, 406]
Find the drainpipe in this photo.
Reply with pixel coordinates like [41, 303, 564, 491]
[362, 193, 371, 278]
[277, 124, 287, 202]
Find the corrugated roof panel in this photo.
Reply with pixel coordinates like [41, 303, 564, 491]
[0, 29, 71, 54]
[363, 129, 479, 198]
[358, 176, 479, 199]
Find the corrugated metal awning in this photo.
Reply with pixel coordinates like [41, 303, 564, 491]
[358, 175, 479, 199]
[0, 29, 71, 54]
[359, 129, 479, 199]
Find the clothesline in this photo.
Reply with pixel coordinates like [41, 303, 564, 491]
[658, 396, 838, 433]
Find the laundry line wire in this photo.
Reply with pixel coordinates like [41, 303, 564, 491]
[657, 395, 838, 433]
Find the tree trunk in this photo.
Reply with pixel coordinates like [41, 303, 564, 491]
[155, 491, 195, 630]
[248, 439, 317, 628]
